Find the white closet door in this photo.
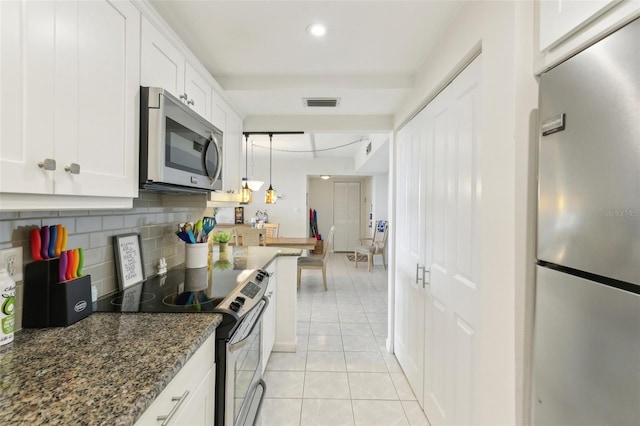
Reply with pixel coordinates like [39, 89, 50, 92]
[423, 56, 482, 426]
[394, 110, 429, 404]
[333, 182, 360, 251]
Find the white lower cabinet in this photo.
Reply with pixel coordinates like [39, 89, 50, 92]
[261, 262, 277, 372]
[136, 334, 215, 426]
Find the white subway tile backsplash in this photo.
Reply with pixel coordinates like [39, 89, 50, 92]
[124, 214, 146, 228]
[0, 212, 19, 220]
[103, 215, 124, 231]
[1, 199, 201, 331]
[77, 216, 102, 233]
[66, 234, 90, 251]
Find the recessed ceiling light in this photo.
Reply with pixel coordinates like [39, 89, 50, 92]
[307, 23, 326, 37]
[320, 175, 331, 180]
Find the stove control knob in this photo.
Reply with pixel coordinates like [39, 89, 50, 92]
[235, 296, 246, 305]
[256, 273, 264, 281]
[229, 301, 241, 312]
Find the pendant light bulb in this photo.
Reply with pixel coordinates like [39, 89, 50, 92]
[241, 134, 253, 204]
[265, 134, 277, 204]
[241, 179, 253, 204]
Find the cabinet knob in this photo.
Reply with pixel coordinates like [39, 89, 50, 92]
[38, 158, 56, 171]
[64, 163, 81, 175]
[179, 93, 188, 101]
[187, 99, 195, 106]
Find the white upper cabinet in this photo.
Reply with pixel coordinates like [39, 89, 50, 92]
[539, 0, 617, 51]
[140, 15, 185, 98]
[141, 16, 213, 123]
[0, 0, 140, 207]
[535, 0, 640, 72]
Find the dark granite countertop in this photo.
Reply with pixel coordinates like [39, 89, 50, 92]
[0, 312, 222, 425]
[0, 247, 301, 425]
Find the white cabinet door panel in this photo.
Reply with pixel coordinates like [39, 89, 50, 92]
[56, 0, 139, 197]
[141, 16, 185, 98]
[539, 0, 618, 51]
[0, 1, 55, 195]
[185, 62, 212, 122]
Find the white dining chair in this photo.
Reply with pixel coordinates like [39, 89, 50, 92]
[297, 226, 334, 291]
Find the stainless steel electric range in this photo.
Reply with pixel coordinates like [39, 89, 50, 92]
[94, 264, 270, 426]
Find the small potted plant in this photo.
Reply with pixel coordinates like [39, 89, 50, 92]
[212, 231, 232, 252]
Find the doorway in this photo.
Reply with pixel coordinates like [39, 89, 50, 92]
[332, 181, 360, 251]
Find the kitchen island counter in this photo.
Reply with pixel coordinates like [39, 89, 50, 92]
[0, 312, 222, 425]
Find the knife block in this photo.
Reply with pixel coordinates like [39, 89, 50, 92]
[23, 259, 93, 328]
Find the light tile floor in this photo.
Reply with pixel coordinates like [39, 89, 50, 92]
[256, 253, 431, 426]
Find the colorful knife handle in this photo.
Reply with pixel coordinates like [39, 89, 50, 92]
[76, 248, 84, 277]
[59, 251, 68, 283]
[55, 224, 63, 257]
[30, 228, 42, 261]
[40, 226, 49, 260]
[65, 249, 74, 281]
[71, 249, 79, 279]
[48, 225, 57, 259]
[60, 227, 68, 252]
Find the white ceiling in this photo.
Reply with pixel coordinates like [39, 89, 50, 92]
[147, 0, 464, 171]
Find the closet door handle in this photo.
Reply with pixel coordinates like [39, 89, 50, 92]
[416, 264, 430, 288]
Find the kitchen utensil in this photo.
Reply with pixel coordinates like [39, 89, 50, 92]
[30, 228, 42, 261]
[59, 251, 68, 282]
[40, 226, 50, 260]
[55, 224, 63, 257]
[60, 226, 68, 252]
[195, 219, 203, 242]
[48, 224, 57, 259]
[176, 231, 191, 244]
[71, 249, 80, 279]
[66, 250, 74, 281]
[187, 229, 196, 244]
[77, 248, 84, 277]
[203, 216, 216, 235]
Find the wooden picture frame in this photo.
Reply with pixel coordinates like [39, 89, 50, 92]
[113, 233, 145, 290]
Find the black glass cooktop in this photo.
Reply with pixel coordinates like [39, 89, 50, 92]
[93, 267, 256, 313]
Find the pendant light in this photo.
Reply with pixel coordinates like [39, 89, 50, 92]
[246, 141, 264, 191]
[265, 134, 277, 204]
[240, 134, 252, 204]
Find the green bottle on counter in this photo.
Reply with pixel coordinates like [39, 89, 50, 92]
[0, 268, 15, 347]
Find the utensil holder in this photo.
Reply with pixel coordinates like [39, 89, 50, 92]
[185, 243, 208, 268]
[23, 259, 93, 328]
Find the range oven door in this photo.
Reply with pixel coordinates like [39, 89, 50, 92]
[225, 298, 268, 426]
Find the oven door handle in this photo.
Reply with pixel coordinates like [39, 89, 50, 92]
[228, 296, 269, 354]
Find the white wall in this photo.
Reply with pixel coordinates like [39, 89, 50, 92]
[392, 1, 537, 424]
[245, 155, 356, 237]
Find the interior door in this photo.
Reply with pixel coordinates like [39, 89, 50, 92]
[394, 112, 428, 404]
[333, 182, 360, 251]
[423, 56, 482, 426]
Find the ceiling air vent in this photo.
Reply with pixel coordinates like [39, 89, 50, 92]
[303, 97, 340, 108]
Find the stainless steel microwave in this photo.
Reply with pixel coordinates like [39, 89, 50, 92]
[139, 86, 223, 193]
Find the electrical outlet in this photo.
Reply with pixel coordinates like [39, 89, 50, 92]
[0, 247, 23, 282]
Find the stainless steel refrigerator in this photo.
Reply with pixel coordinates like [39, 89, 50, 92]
[533, 17, 640, 425]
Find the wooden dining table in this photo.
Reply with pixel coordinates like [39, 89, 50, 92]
[230, 236, 318, 250]
[264, 237, 318, 250]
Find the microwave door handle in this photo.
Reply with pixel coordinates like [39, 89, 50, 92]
[203, 133, 222, 183]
